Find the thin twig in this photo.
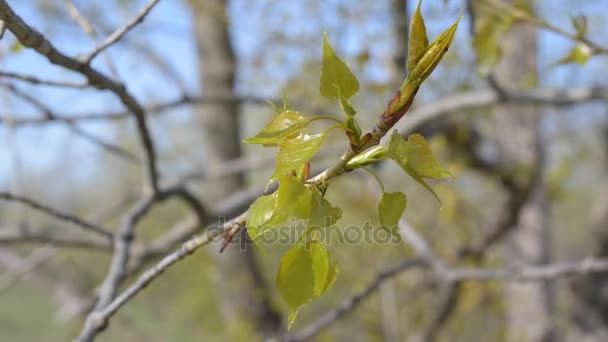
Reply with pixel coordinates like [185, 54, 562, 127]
[82, 0, 161, 63]
[0, 81, 141, 164]
[0, 70, 87, 88]
[285, 258, 427, 341]
[0, 0, 160, 193]
[285, 257, 608, 341]
[63, 0, 119, 77]
[0, 192, 112, 238]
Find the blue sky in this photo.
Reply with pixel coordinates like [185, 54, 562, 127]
[0, 0, 607, 197]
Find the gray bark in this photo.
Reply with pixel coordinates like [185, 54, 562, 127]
[191, 0, 281, 337]
[489, 1, 557, 340]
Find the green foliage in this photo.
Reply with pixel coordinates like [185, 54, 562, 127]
[396, 10, 460, 110]
[555, 43, 592, 66]
[471, 0, 513, 76]
[276, 240, 338, 328]
[272, 133, 327, 181]
[243, 110, 308, 146]
[243, 3, 456, 325]
[407, 0, 429, 72]
[378, 192, 407, 240]
[387, 131, 452, 201]
[319, 33, 360, 99]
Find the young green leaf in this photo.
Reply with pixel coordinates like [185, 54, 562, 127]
[378, 192, 407, 240]
[277, 241, 337, 328]
[571, 15, 588, 39]
[275, 175, 313, 220]
[407, 0, 429, 72]
[345, 116, 362, 145]
[338, 88, 357, 116]
[406, 14, 460, 88]
[308, 187, 342, 229]
[272, 133, 327, 181]
[555, 43, 592, 66]
[320, 33, 359, 99]
[246, 194, 279, 241]
[244, 110, 308, 146]
[387, 131, 451, 201]
[345, 145, 389, 170]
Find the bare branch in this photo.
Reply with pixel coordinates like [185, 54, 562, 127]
[0, 81, 141, 163]
[285, 258, 427, 342]
[76, 211, 246, 342]
[0, 192, 112, 238]
[0, 246, 58, 293]
[286, 257, 608, 341]
[83, 0, 161, 63]
[0, 70, 87, 88]
[63, 0, 119, 77]
[0, 227, 111, 250]
[1, 94, 282, 126]
[0, 0, 160, 193]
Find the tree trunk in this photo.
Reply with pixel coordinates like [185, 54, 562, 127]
[488, 1, 557, 340]
[191, 0, 281, 338]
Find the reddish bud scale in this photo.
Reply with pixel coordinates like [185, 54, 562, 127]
[383, 88, 419, 128]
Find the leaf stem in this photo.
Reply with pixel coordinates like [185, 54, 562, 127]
[362, 167, 385, 193]
[309, 116, 345, 125]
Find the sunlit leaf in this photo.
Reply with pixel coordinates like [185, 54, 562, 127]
[337, 85, 357, 116]
[345, 145, 389, 170]
[308, 187, 342, 229]
[378, 192, 407, 240]
[387, 131, 451, 201]
[323, 253, 339, 293]
[247, 194, 278, 240]
[401, 134, 452, 179]
[275, 175, 313, 220]
[272, 133, 326, 180]
[407, 0, 429, 72]
[276, 241, 336, 328]
[320, 33, 359, 99]
[244, 110, 308, 146]
[406, 14, 460, 88]
[555, 43, 592, 66]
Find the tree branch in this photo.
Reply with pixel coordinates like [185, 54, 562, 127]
[0, 0, 160, 193]
[0, 192, 112, 239]
[82, 0, 161, 63]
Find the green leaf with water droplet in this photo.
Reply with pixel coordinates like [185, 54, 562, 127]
[272, 133, 326, 181]
[407, 0, 429, 72]
[320, 33, 359, 99]
[247, 193, 280, 241]
[244, 110, 308, 146]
